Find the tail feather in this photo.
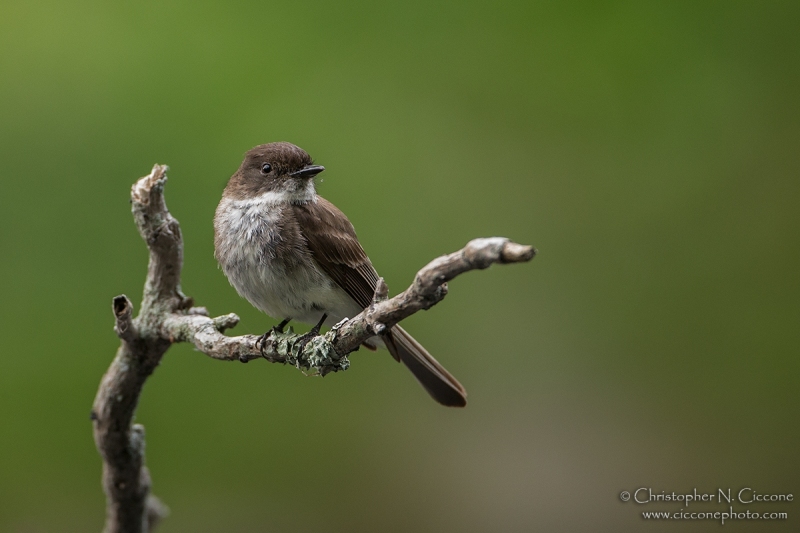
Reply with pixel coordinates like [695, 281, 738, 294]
[383, 325, 467, 407]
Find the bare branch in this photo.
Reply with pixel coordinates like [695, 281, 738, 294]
[333, 237, 535, 354]
[132, 164, 192, 317]
[92, 164, 536, 532]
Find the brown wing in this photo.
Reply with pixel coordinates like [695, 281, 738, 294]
[292, 197, 379, 310]
[294, 198, 467, 406]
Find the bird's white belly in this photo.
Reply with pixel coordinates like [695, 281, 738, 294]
[226, 245, 358, 325]
[215, 197, 362, 327]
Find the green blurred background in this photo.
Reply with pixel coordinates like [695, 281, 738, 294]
[1, 1, 798, 531]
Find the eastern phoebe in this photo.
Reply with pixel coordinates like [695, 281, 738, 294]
[214, 142, 467, 407]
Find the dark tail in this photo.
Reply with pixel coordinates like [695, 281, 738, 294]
[383, 325, 467, 407]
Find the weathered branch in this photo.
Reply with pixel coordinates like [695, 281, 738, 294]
[92, 164, 536, 533]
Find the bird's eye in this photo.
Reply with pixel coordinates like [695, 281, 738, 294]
[260, 163, 272, 175]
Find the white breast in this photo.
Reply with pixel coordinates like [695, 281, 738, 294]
[214, 191, 361, 326]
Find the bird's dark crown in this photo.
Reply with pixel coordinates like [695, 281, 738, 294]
[224, 142, 315, 200]
[243, 142, 313, 175]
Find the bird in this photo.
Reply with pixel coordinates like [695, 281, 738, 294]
[213, 142, 467, 407]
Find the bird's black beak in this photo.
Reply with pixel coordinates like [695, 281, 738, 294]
[290, 165, 325, 178]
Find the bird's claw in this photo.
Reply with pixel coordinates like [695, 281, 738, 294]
[294, 313, 327, 355]
[256, 318, 291, 357]
[255, 331, 272, 356]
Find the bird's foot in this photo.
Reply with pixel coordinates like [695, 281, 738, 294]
[256, 318, 291, 356]
[294, 313, 328, 354]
